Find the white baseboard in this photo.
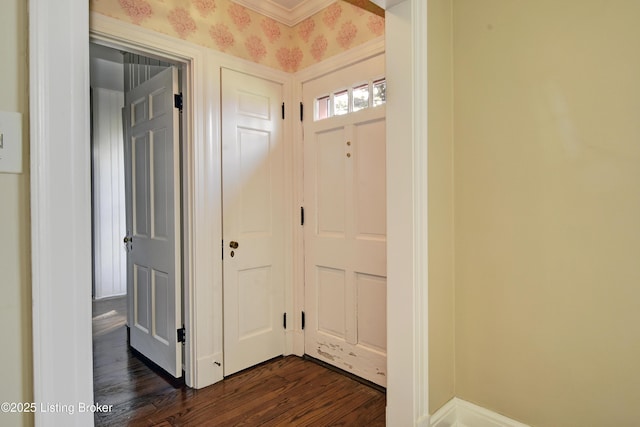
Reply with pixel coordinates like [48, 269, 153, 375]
[430, 398, 458, 427]
[431, 398, 530, 427]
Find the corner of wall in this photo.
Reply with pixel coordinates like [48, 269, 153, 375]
[431, 398, 531, 427]
[427, 0, 455, 415]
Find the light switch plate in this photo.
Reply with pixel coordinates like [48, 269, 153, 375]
[0, 111, 22, 174]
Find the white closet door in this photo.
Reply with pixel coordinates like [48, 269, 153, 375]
[221, 68, 286, 376]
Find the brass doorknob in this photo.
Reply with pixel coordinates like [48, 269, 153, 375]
[229, 241, 239, 249]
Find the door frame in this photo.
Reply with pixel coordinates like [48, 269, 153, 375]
[91, 21, 201, 386]
[29, 1, 428, 426]
[292, 38, 386, 355]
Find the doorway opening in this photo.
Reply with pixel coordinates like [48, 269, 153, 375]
[90, 42, 190, 407]
[30, 3, 429, 424]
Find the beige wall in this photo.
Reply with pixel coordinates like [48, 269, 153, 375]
[428, 0, 455, 414]
[0, 0, 32, 427]
[453, 0, 640, 425]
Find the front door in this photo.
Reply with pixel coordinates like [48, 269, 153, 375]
[123, 66, 182, 377]
[221, 68, 286, 376]
[302, 54, 387, 386]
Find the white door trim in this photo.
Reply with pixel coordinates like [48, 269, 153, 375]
[385, 1, 430, 425]
[30, 0, 93, 425]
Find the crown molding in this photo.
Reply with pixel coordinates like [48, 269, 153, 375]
[233, 0, 335, 26]
[370, 0, 404, 10]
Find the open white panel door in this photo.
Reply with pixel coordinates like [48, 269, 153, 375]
[123, 66, 182, 378]
[303, 54, 387, 386]
[222, 68, 285, 376]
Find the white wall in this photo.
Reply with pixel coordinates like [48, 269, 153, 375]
[91, 87, 126, 299]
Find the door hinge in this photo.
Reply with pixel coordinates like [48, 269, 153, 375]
[301, 311, 305, 330]
[221, 239, 224, 260]
[282, 102, 285, 120]
[300, 206, 305, 226]
[300, 102, 304, 122]
[283, 313, 287, 330]
[174, 93, 183, 112]
[177, 326, 186, 343]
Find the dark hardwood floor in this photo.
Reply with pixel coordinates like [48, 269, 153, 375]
[93, 297, 386, 426]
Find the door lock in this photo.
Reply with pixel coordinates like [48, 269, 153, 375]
[229, 241, 239, 249]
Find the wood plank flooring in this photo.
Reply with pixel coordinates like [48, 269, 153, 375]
[93, 297, 386, 426]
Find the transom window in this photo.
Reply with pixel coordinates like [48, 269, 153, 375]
[315, 78, 386, 121]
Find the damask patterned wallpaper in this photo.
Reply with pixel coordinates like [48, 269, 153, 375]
[90, 0, 385, 72]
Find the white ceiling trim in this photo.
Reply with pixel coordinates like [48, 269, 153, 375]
[370, 0, 404, 9]
[233, 0, 336, 27]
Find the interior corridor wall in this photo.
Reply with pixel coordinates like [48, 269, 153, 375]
[427, 0, 455, 415]
[91, 88, 126, 299]
[0, 0, 33, 426]
[453, 1, 640, 425]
